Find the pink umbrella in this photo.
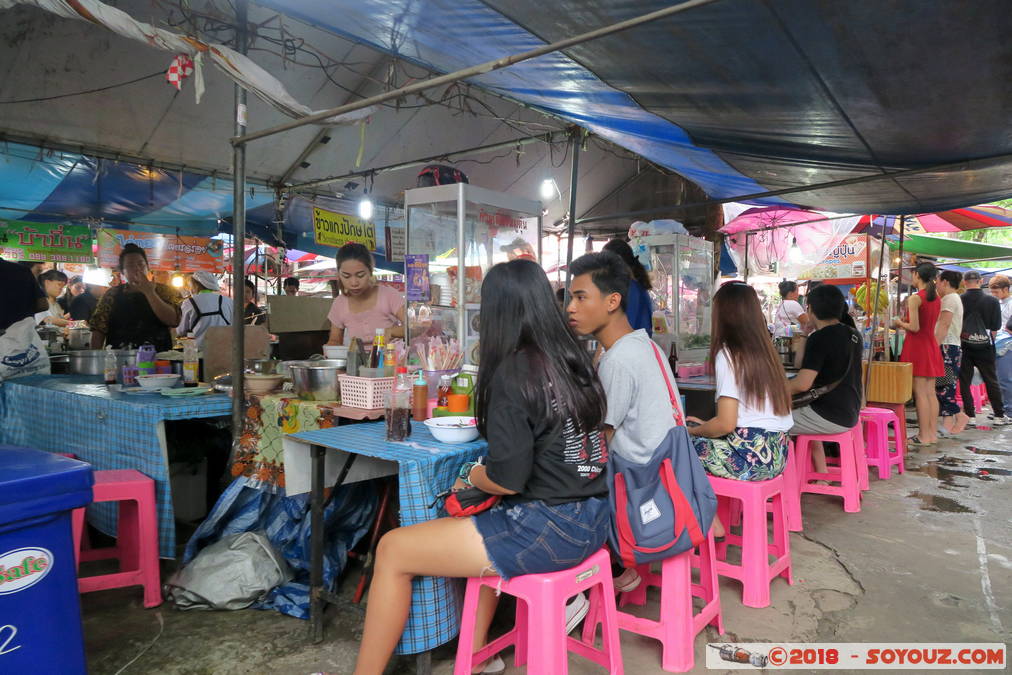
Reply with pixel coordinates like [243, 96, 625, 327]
[855, 205, 1012, 234]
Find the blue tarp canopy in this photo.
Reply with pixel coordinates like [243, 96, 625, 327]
[262, 0, 1012, 215]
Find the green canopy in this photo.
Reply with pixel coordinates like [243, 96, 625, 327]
[887, 234, 1012, 260]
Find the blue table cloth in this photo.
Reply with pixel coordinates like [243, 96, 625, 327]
[290, 421, 487, 656]
[0, 375, 231, 557]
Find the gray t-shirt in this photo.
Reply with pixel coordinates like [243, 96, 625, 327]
[598, 330, 683, 464]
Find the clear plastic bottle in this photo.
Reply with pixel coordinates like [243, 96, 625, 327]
[103, 346, 117, 386]
[182, 334, 199, 387]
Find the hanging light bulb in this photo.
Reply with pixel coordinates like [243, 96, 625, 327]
[788, 236, 803, 263]
[358, 195, 373, 221]
[171, 271, 185, 288]
[540, 178, 558, 201]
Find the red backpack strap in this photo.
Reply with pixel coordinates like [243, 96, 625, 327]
[649, 341, 685, 425]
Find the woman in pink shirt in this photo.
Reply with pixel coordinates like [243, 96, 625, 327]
[325, 243, 405, 346]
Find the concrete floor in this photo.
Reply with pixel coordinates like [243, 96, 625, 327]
[81, 421, 1011, 675]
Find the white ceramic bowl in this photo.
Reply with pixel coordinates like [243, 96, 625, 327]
[136, 374, 181, 391]
[424, 416, 479, 444]
[245, 374, 285, 395]
[323, 345, 349, 360]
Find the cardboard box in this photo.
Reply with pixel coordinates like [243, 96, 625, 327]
[267, 296, 334, 333]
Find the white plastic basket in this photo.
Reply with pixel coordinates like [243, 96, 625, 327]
[339, 375, 394, 409]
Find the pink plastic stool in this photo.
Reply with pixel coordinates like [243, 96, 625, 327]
[971, 382, 988, 411]
[708, 475, 792, 608]
[779, 441, 804, 532]
[584, 531, 722, 672]
[794, 428, 863, 513]
[866, 401, 907, 451]
[454, 548, 622, 675]
[70, 469, 162, 608]
[861, 407, 905, 479]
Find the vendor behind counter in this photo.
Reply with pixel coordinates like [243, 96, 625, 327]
[325, 243, 405, 346]
[90, 243, 182, 351]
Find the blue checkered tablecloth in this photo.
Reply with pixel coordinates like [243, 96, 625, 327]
[0, 375, 232, 557]
[290, 422, 487, 655]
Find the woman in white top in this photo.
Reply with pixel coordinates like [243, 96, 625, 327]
[35, 269, 70, 327]
[177, 271, 233, 347]
[687, 281, 793, 483]
[773, 280, 809, 337]
[935, 270, 968, 434]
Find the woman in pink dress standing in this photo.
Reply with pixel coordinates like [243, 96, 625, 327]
[895, 262, 945, 446]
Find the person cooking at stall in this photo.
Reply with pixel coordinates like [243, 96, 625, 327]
[35, 269, 71, 327]
[178, 271, 233, 347]
[244, 279, 266, 325]
[325, 243, 405, 346]
[89, 243, 182, 351]
[773, 280, 810, 337]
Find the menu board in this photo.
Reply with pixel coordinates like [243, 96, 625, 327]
[799, 234, 868, 280]
[97, 229, 223, 272]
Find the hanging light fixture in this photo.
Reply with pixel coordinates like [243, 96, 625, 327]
[358, 172, 375, 221]
[170, 227, 185, 287]
[540, 178, 559, 201]
[788, 234, 803, 263]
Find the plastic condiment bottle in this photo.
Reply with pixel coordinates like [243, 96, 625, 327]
[437, 375, 452, 408]
[182, 334, 199, 387]
[412, 371, 429, 421]
[136, 343, 156, 376]
[370, 328, 386, 368]
[103, 346, 117, 385]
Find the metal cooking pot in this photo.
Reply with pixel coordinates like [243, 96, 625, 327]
[67, 350, 106, 375]
[68, 327, 92, 351]
[288, 359, 346, 401]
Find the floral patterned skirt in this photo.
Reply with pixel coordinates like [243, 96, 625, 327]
[692, 427, 788, 481]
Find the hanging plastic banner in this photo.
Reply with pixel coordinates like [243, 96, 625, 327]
[405, 254, 430, 302]
[312, 207, 376, 251]
[0, 220, 94, 263]
[96, 228, 224, 272]
[798, 234, 870, 281]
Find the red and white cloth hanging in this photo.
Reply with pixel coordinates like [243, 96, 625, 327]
[165, 54, 193, 91]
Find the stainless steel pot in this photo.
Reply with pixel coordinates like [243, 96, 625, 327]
[68, 350, 106, 375]
[245, 358, 282, 375]
[288, 359, 346, 401]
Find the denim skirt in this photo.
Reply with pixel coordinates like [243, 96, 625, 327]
[472, 496, 609, 580]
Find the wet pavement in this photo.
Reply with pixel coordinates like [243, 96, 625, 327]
[81, 417, 1011, 674]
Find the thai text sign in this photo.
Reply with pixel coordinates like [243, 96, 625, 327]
[97, 229, 224, 272]
[0, 220, 93, 263]
[799, 234, 868, 280]
[313, 207, 376, 250]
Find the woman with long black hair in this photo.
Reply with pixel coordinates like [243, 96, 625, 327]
[604, 238, 654, 335]
[895, 262, 944, 445]
[352, 259, 610, 675]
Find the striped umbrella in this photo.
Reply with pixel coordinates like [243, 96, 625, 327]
[856, 205, 1012, 234]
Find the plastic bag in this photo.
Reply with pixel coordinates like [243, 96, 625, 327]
[165, 531, 292, 610]
[0, 316, 50, 381]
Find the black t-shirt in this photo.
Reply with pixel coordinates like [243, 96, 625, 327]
[483, 352, 608, 504]
[69, 290, 99, 321]
[801, 323, 862, 428]
[960, 289, 1001, 345]
[0, 259, 45, 331]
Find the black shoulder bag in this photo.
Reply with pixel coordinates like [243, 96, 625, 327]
[791, 328, 860, 409]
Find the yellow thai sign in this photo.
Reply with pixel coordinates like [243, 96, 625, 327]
[312, 207, 376, 250]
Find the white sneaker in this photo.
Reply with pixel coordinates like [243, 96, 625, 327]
[968, 417, 978, 428]
[991, 416, 1012, 427]
[565, 592, 590, 634]
[480, 655, 505, 674]
[614, 567, 642, 593]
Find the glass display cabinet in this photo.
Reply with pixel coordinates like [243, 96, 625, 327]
[404, 184, 542, 365]
[640, 234, 715, 364]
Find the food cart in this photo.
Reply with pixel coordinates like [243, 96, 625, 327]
[638, 233, 716, 365]
[403, 184, 542, 364]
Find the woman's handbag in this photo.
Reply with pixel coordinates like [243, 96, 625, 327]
[443, 487, 501, 517]
[606, 342, 716, 567]
[791, 328, 860, 409]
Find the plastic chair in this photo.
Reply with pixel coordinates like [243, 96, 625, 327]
[865, 401, 907, 451]
[708, 474, 792, 608]
[860, 407, 905, 479]
[70, 469, 162, 608]
[585, 531, 723, 672]
[794, 428, 863, 513]
[454, 548, 622, 675]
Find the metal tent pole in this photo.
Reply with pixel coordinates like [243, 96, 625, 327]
[563, 131, 582, 296]
[231, 0, 717, 146]
[895, 215, 906, 313]
[863, 230, 889, 401]
[743, 231, 751, 283]
[229, 0, 248, 468]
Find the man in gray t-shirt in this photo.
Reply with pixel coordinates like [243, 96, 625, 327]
[568, 252, 684, 463]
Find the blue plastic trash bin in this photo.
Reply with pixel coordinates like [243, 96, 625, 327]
[0, 446, 94, 674]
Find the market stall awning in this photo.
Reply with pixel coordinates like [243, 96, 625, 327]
[886, 234, 1012, 261]
[260, 0, 1012, 215]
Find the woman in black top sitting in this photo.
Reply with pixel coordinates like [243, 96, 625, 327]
[353, 259, 610, 675]
[788, 284, 863, 473]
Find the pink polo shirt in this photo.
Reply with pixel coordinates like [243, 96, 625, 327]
[327, 284, 403, 344]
